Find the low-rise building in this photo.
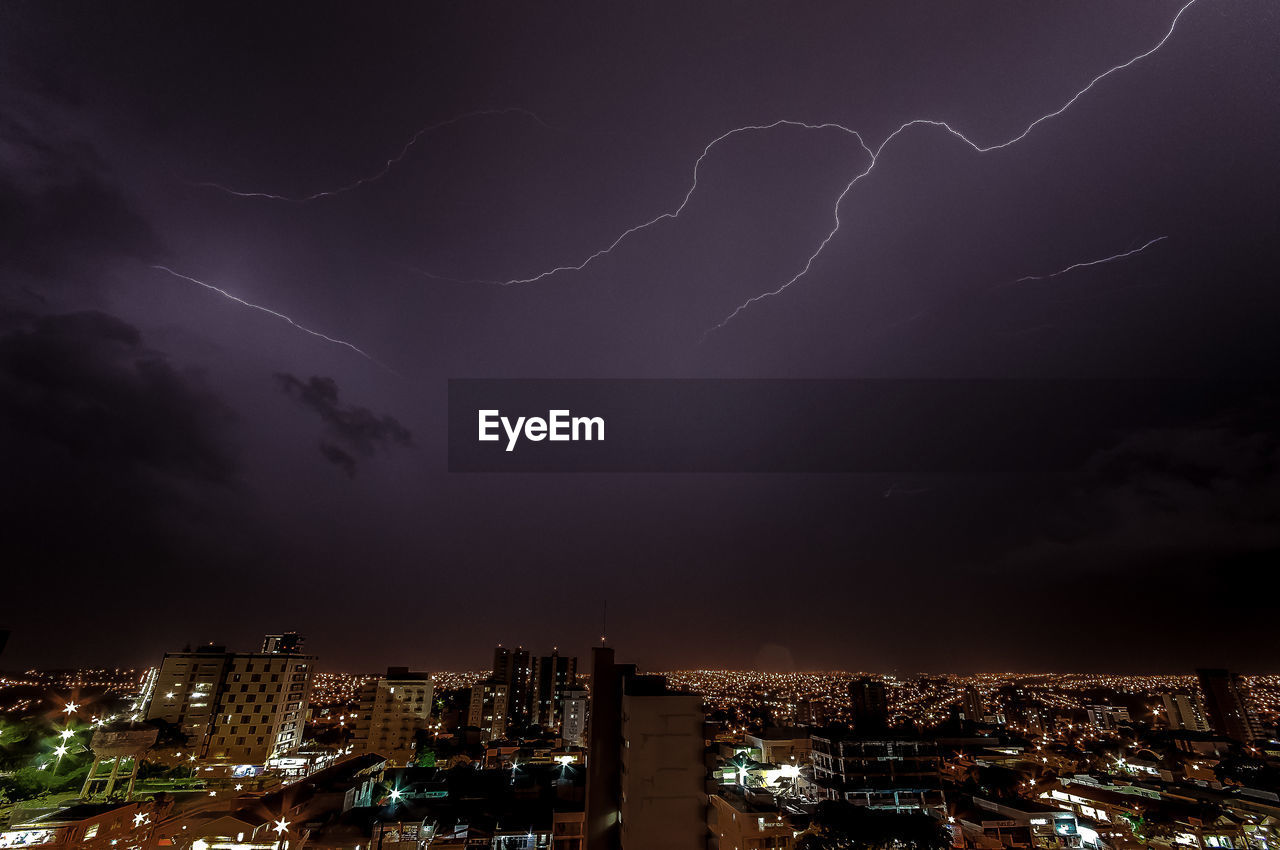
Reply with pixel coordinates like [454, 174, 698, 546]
[710, 787, 800, 850]
[745, 728, 812, 769]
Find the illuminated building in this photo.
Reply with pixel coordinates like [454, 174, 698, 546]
[954, 796, 1099, 850]
[0, 801, 159, 849]
[553, 809, 587, 850]
[467, 679, 510, 741]
[473, 644, 579, 737]
[1085, 704, 1131, 731]
[145, 640, 314, 765]
[961, 685, 984, 723]
[796, 697, 827, 726]
[1161, 693, 1211, 732]
[261, 631, 305, 654]
[809, 731, 945, 814]
[743, 728, 811, 767]
[562, 686, 589, 747]
[493, 644, 534, 727]
[533, 649, 579, 730]
[1197, 668, 1263, 743]
[351, 666, 434, 766]
[709, 788, 799, 850]
[586, 645, 706, 850]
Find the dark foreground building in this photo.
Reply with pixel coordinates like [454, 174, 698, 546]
[586, 645, 706, 850]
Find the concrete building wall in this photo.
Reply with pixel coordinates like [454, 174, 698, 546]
[619, 691, 706, 850]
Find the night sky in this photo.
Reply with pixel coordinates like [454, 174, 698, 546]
[2, 1, 1279, 673]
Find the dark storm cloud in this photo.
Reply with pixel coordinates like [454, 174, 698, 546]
[275, 374, 412, 474]
[0, 309, 242, 562]
[0, 102, 159, 292]
[319, 442, 358, 479]
[1019, 406, 1280, 566]
[950, 400, 1280, 668]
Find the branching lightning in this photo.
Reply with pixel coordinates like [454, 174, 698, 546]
[1011, 236, 1168, 283]
[705, 0, 1198, 336]
[382, 3, 1194, 337]
[485, 120, 876, 287]
[190, 107, 549, 203]
[151, 265, 395, 373]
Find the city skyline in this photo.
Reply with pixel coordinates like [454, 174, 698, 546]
[1, 633, 1275, 848]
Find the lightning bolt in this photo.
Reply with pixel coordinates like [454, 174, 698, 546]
[384, 4, 1194, 335]
[151, 265, 396, 373]
[706, 0, 1198, 336]
[1011, 236, 1168, 283]
[479, 120, 876, 287]
[866, 235, 1170, 341]
[189, 107, 549, 203]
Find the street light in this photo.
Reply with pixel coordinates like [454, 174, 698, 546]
[51, 744, 69, 778]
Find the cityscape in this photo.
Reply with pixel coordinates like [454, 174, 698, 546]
[4, 0, 1280, 849]
[0, 631, 1278, 849]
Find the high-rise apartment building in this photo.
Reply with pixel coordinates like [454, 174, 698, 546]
[473, 644, 580, 738]
[1197, 669, 1262, 743]
[492, 645, 533, 728]
[1086, 704, 1131, 731]
[533, 649, 578, 729]
[796, 697, 827, 726]
[1161, 693, 1211, 732]
[849, 676, 888, 732]
[351, 667, 434, 765]
[467, 679, 511, 741]
[145, 640, 314, 765]
[561, 687, 589, 748]
[961, 685, 985, 723]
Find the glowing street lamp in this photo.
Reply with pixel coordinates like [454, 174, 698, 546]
[50, 744, 69, 778]
[62, 701, 79, 715]
[272, 817, 290, 835]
